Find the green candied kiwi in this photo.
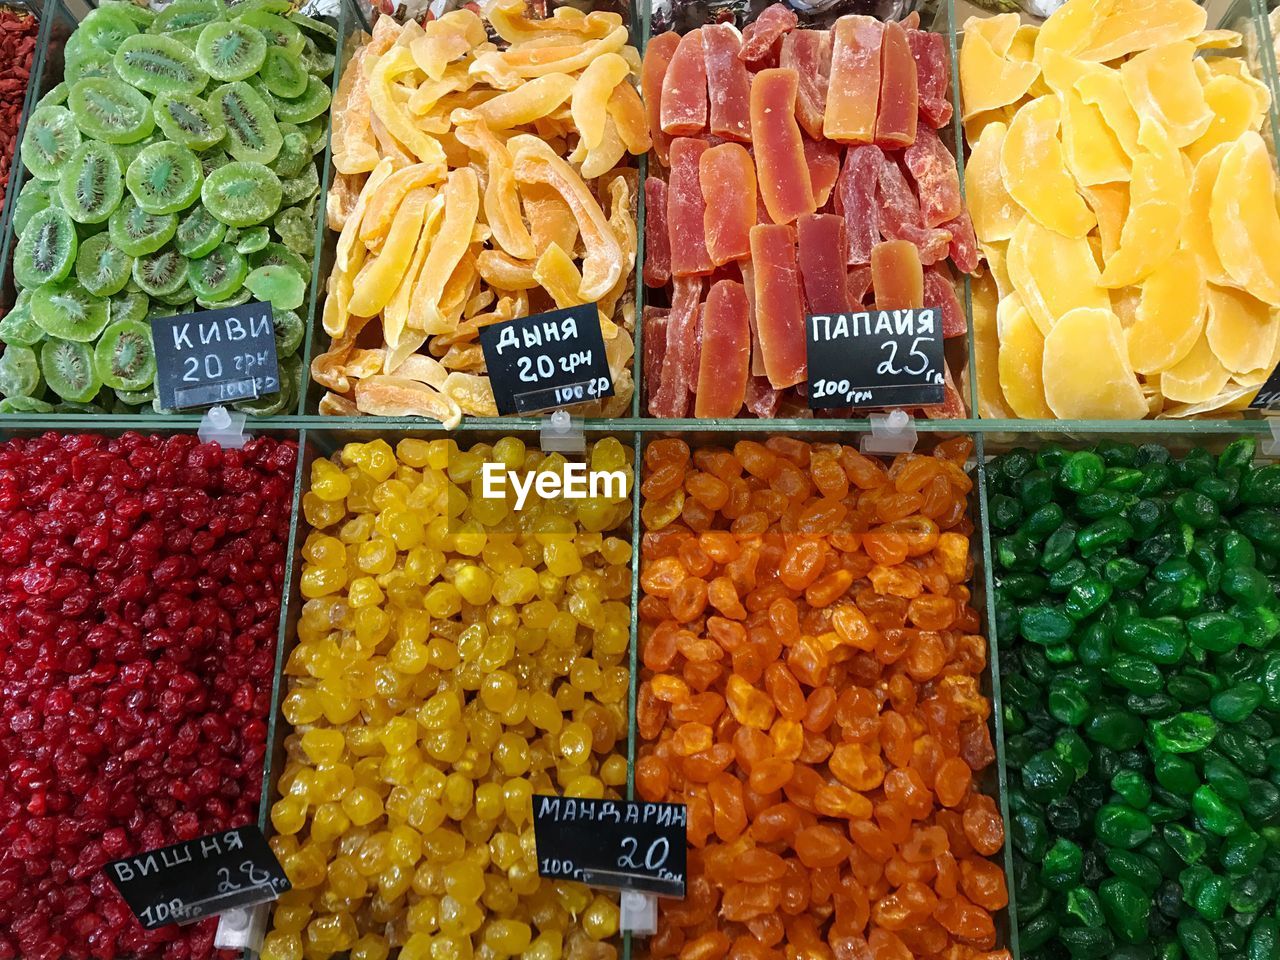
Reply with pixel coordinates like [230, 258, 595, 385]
[990, 441, 1280, 960]
[3, 0, 336, 416]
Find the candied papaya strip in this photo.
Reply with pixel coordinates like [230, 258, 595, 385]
[700, 143, 757, 266]
[875, 20, 919, 148]
[470, 73, 576, 130]
[804, 136, 840, 209]
[751, 68, 816, 226]
[661, 30, 708, 137]
[607, 81, 652, 155]
[744, 376, 783, 417]
[750, 223, 807, 389]
[642, 31, 681, 166]
[904, 125, 961, 229]
[702, 23, 752, 142]
[510, 135, 625, 302]
[651, 276, 702, 417]
[695, 280, 752, 417]
[453, 113, 536, 261]
[571, 53, 632, 150]
[797, 213, 850, 314]
[781, 29, 833, 140]
[739, 2, 798, 64]
[644, 177, 672, 287]
[871, 239, 924, 310]
[908, 27, 952, 128]
[348, 187, 433, 319]
[836, 144, 882, 266]
[644, 306, 670, 410]
[877, 153, 952, 265]
[924, 265, 965, 338]
[825, 16, 882, 144]
[667, 137, 714, 278]
[944, 211, 979, 275]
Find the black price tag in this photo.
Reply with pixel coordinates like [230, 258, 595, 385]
[805, 307, 945, 409]
[1249, 368, 1280, 410]
[104, 825, 290, 930]
[478, 303, 613, 415]
[150, 303, 280, 411]
[532, 796, 686, 898]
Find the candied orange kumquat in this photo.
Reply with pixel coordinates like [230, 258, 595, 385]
[634, 437, 1008, 960]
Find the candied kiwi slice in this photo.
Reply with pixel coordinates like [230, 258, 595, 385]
[94, 319, 157, 391]
[235, 226, 270, 254]
[13, 180, 53, 235]
[21, 106, 83, 181]
[287, 11, 337, 42]
[244, 264, 304, 311]
[31, 280, 111, 342]
[0, 345, 41, 398]
[115, 385, 156, 406]
[36, 83, 68, 110]
[99, 0, 156, 27]
[298, 35, 335, 79]
[111, 290, 150, 326]
[149, 0, 224, 34]
[202, 161, 282, 228]
[250, 241, 307, 279]
[197, 19, 267, 82]
[280, 166, 320, 208]
[58, 140, 125, 224]
[67, 78, 155, 145]
[271, 75, 332, 124]
[196, 288, 252, 310]
[238, 10, 304, 57]
[14, 207, 78, 288]
[261, 46, 307, 98]
[270, 126, 310, 177]
[0, 295, 45, 348]
[126, 142, 202, 215]
[176, 204, 229, 258]
[132, 247, 190, 298]
[114, 33, 207, 97]
[153, 94, 226, 151]
[75, 233, 134, 298]
[109, 197, 178, 257]
[189, 243, 250, 301]
[80, 7, 140, 53]
[212, 81, 282, 164]
[272, 307, 303, 356]
[41, 337, 102, 403]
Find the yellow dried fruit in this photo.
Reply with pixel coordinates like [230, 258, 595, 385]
[965, 122, 1020, 243]
[971, 272, 1013, 419]
[997, 296, 1053, 419]
[1125, 249, 1205, 375]
[1007, 217, 1111, 335]
[1119, 42, 1214, 148]
[1160, 332, 1232, 404]
[960, 20, 1041, 120]
[1210, 132, 1280, 306]
[1000, 96, 1096, 238]
[1042, 307, 1146, 418]
[1075, 0, 1207, 63]
[1205, 285, 1280, 376]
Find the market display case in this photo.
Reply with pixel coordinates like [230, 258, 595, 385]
[2, 2, 1280, 960]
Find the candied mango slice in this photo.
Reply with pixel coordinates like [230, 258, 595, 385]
[965, 122, 1019, 243]
[1007, 217, 1110, 335]
[700, 143, 756, 266]
[1081, 182, 1128, 259]
[1185, 142, 1232, 287]
[1160, 331, 1231, 404]
[971, 271, 1012, 418]
[1210, 132, 1280, 306]
[1205, 285, 1280, 375]
[1042, 306, 1146, 418]
[1061, 87, 1130, 186]
[1074, 69, 1141, 159]
[874, 20, 918, 149]
[694, 279, 751, 417]
[997, 295, 1053, 419]
[1185, 74, 1267, 164]
[1033, 0, 1115, 62]
[960, 27, 1040, 121]
[1120, 42, 1213, 148]
[1000, 96, 1095, 238]
[751, 68, 816, 226]
[1075, 0, 1206, 63]
[1097, 122, 1185, 288]
[702, 23, 751, 142]
[1125, 249, 1205, 374]
[750, 223, 807, 389]
[966, 13, 1020, 57]
[824, 16, 882, 143]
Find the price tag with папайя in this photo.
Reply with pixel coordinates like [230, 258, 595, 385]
[532, 795, 687, 898]
[806, 307, 945, 410]
[104, 824, 290, 930]
[150, 302, 280, 410]
[478, 303, 614, 415]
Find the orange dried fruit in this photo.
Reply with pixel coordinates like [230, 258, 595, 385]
[1205, 285, 1279, 376]
[996, 296, 1052, 420]
[1210, 132, 1280, 306]
[964, 122, 1020, 244]
[999, 96, 1096, 238]
[959, 19, 1040, 121]
[1125, 249, 1205, 375]
[1007, 216, 1110, 336]
[1119, 41, 1214, 147]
